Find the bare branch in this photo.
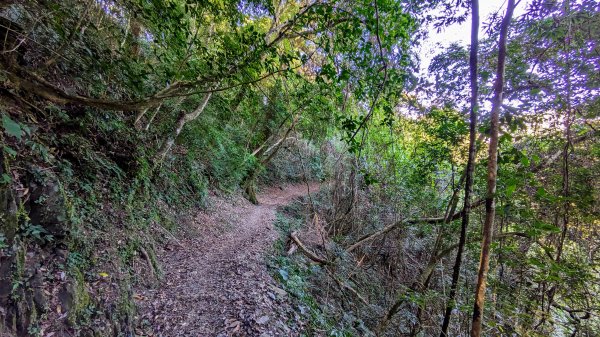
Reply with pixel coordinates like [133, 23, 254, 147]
[289, 231, 330, 265]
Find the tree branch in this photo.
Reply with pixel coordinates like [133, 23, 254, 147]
[289, 231, 330, 265]
[346, 198, 486, 253]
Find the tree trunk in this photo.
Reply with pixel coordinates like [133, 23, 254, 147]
[154, 91, 212, 163]
[243, 169, 261, 204]
[243, 112, 301, 204]
[410, 167, 464, 336]
[440, 1, 479, 335]
[471, 1, 515, 336]
[546, 0, 573, 317]
[130, 19, 142, 58]
[145, 97, 187, 131]
[134, 107, 149, 129]
[377, 173, 466, 335]
[143, 103, 163, 131]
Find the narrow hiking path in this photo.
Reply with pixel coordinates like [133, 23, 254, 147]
[135, 183, 319, 337]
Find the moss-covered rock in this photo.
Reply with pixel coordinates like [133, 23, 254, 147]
[26, 169, 69, 239]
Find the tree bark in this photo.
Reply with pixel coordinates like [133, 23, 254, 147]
[143, 103, 163, 131]
[440, 0, 479, 335]
[243, 111, 301, 204]
[289, 231, 330, 265]
[471, 1, 515, 336]
[376, 230, 531, 335]
[545, 0, 573, 319]
[154, 91, 212, 163]
[410, 167, 465, 336]
[144, 97, 187, 131]
[134, 107, 149, 129]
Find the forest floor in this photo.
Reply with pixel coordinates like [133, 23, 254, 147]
[134, 182, 320, 337]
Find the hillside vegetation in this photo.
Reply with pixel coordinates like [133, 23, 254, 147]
[0, 0, 599, 336]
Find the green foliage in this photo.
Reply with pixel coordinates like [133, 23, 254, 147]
[414, 106, 468, 168]
[0, 0, 598, 335]
[21, 223, 54, 244]
[2, 114, 25, 141]
[0, 233, 7, 249]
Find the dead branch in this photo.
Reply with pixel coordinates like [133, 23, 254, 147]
[376, 231, 540, 333]
[289, 231, 330, 265]
[325, 268, 369, 305]
[345, 201, 484, 253]
[139, 246, 156, 279]
[152, 223, 184, 248]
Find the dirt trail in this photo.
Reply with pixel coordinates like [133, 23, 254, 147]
[136, 183, 319, 336]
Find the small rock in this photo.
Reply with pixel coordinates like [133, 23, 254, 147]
[58, 283, 74, 312]
[256, 315, 270, 325]
[269, 285, 287, 297]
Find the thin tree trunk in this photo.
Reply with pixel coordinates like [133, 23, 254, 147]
[546, 0, 573, 317]
[134, 107, 149, 128]
[230, 86, 247, 114]
[143, 103, 163, 131]
[440, 1, 479, 335]
[426, 169, 465, 288]
[377, 174, 466, 335]
[154, 91, 212, 163]
[410, 167, 464, 336]
[134, 86, 185, 128]
[376, 230, 530, 335]
[145, 97, 187, 131]
[471, 1, 515, 336]
[243, 112, 301, 204]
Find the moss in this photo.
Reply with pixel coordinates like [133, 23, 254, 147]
[113, 281, 135, 335]
[26, 305, 40, 337]
[10, 242, 27, 301]
[159, 213, 177, 232]
[0, 188, 18, 242]
[119, 239, 139, 266]
[67, 267, 92, 326]
[145, 243, 162, 278]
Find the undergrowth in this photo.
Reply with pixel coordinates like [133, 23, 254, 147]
[270, 202, 357, 337]
[1, 96, 328, 335]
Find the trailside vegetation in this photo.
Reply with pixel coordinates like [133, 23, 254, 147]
[0, 0, 598, 336]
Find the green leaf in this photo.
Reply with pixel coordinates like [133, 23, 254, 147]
[21, 124, 31, 136]
[528, 257, 545, 268]
[520, 153, 530, 167]
[3, 146, 16, 157]
[506, 184, 517, 197]
[2, 114, 22, 141]
[533, 221, 561, 233]
[0, 173, 11, 185]
[536, 187, 548, 198]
